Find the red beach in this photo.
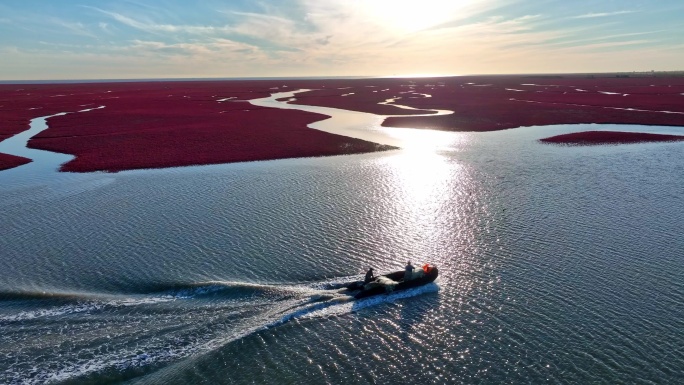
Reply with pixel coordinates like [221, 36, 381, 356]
[289, 74, 684, 131]
[1, 74, 684, 173]
[0, 80, 397, 173]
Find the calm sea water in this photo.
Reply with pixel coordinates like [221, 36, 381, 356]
[1, 115, 683, 383]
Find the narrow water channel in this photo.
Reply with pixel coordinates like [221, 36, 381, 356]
[249, 90, 457, 149]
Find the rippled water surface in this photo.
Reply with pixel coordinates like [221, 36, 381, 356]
[1, 121, 683, 384]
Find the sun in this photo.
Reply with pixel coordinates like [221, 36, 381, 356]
[361, 0, 475, 33]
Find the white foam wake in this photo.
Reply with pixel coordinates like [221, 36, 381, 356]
[268, 282, 440, 327]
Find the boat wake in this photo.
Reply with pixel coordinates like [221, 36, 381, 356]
[0, 278, 438, 384]
[268, 282, 439, 327]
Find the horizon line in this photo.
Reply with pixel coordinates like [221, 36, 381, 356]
[1, 71, 682, 85]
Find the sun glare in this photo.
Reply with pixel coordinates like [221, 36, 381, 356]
[362, 0, 474, 32]
[382, 127, 470, 153]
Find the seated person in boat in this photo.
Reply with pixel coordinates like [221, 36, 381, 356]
[364, 268, 375, 284]
[404, 261, 414, 281]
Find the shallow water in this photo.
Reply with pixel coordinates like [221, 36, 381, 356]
[1, 102, 683, 384]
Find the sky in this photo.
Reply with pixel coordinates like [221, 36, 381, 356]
[1, 0, 683, 80]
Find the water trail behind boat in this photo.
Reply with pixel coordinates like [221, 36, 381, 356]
[1, 278, 437, 384]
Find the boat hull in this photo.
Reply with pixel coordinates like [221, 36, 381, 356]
[349, 267, 439, 299]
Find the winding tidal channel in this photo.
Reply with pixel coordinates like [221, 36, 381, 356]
[250, 89, 455, 148]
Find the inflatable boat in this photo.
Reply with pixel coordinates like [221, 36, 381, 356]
[343, 265, 439, 299]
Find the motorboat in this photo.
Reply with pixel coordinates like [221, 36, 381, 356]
[343, 264, 438, 299]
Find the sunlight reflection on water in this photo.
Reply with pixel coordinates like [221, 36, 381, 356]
[379, 126, 472, 152]
[387, 151, 452, 204]
[376, 147, 475, 272]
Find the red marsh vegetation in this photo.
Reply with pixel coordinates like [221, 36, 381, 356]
[539, 131, 684, 145]
[1, 74, 683, 172]
[0, 153, 31, 171]
[0, 80, 394, 172]
[289, 74, 684, 131]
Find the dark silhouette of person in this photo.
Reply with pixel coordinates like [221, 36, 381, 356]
[404, 261, 414, 281]
[364, 268, 375, 284]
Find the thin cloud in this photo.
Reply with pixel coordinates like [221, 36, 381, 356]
[538, 30, 666, 49]
[51, 18, 99, 38]
[87, 6, 229, 35]
[128, 38, 263, 59]
[556, 39, 654, 52]
[572, 10, 635, 19]
[98, 22, 112, 33]
[226, 11, 292, 24]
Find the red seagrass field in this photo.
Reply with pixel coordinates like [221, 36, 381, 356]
[1, 73, 684, 172]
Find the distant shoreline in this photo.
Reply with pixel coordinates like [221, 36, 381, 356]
[0, 76, 370, 85]
[1, 71, 683, 85]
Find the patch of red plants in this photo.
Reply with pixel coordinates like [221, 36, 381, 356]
[539, 131, 684, 145]
[0, 153, 31, 171]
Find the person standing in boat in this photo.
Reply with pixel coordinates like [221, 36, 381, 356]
[364, 268, 375, 284]
[404, 261, 414, 281]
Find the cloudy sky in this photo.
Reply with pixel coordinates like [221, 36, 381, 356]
[1, 0, 683, 80]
